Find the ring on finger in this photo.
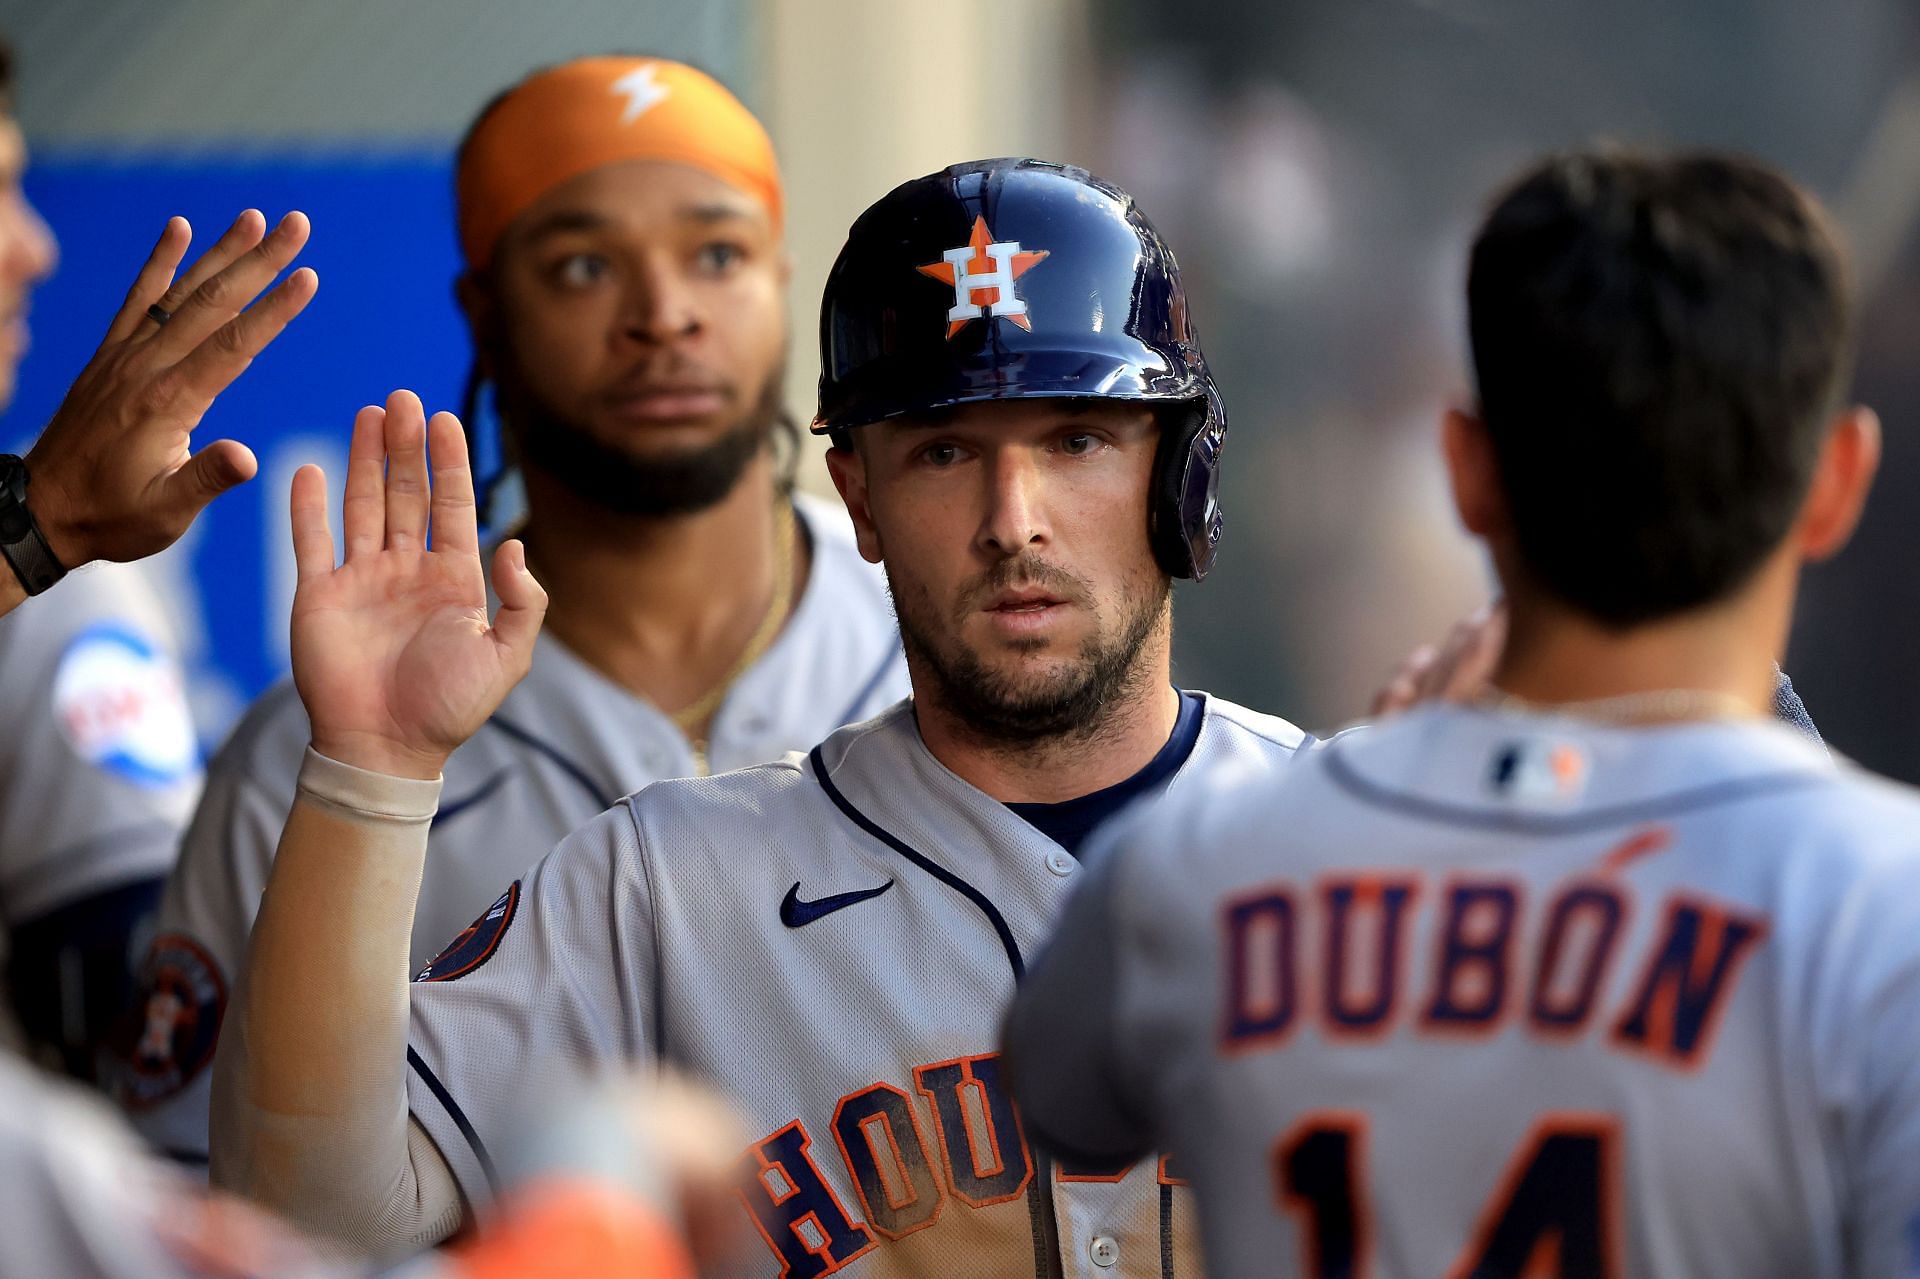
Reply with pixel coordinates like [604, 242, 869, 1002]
[146, 303, 173, 326]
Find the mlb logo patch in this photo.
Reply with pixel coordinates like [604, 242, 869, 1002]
[1487, 737, 1589, 807]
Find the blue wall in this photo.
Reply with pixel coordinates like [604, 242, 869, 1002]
[15, 152, 474, 739]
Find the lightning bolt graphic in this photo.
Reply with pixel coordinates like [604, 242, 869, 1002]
[611, 65, 670, 125]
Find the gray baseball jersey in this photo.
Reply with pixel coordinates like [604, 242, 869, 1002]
[0, 559, 200, 933]
[402, 694, 1305, 1279]
[115, 494, 906, 1157]
[1008, 702, 1920, 1279]
[0, 1051, 353, 1279]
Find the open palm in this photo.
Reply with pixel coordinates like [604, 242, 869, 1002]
[288, 390, 546, 780]
[26, 209, 318, 570]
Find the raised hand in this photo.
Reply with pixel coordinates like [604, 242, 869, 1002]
[288, 390, 547, 780]
[1368, 600, 1509, 718]
[24, 209, 317, 568]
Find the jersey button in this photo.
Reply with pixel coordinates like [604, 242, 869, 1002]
[1089, 1235, 1120, 1269]
[1045, 849, 1075, 876]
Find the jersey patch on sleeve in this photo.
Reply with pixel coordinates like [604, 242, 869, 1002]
[108, 933, 227, 1109]
[53, 622, 199, 787]
[414, 883, 520, 983]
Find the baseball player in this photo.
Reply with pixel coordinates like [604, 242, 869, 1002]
[0, 36, 317, 1084]
[211, 159, 1307, 1277]
[115, 57, 904, 1155]
[0, 46, 705, 1270]
[1004, 148, 1919, 1277]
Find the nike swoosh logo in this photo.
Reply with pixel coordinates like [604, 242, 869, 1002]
[780, 880, 895, 928]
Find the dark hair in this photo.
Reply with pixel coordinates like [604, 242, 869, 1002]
[1467, 147, 1853, 628]
[0, 38, 13, 112]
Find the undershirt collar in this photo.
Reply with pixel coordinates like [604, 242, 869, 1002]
[1005, 690, 1204, 859]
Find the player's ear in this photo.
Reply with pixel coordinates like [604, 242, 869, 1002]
[825, 436, 883, 563]
[1443, 406, 1508, 540]
[1795, 404, 1881, 562]
[454, 270, 489, 328]
[455, 270, 498, 368]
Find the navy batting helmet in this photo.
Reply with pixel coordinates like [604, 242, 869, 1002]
[812, 158, 1228, 581]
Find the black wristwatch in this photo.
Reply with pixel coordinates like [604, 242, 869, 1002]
[0, 455, 67, 595]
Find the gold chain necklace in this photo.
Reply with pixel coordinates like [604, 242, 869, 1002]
[1475, 687, 1755, 725]
[672, 501, 797, 754]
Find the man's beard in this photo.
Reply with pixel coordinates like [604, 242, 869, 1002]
[892, 555, 1170, 746]
[496, 365, 784, 519]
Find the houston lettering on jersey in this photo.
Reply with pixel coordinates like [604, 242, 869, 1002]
[739, 1050, 1179, 1277]
[1220, 852, 1768, 1070]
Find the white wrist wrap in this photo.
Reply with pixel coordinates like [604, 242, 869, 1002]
[295, 747, 443, 823]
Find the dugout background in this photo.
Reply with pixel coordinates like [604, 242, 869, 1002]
[3, 0, 1916, 782]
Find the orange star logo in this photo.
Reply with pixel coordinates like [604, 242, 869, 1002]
[917, 215, 1049, 338]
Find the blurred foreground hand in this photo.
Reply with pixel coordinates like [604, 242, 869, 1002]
[436, 1070, 752, 1279]
[1369, 600, 1508, 718]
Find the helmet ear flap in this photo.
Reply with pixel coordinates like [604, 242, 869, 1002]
[1148, 385, 1227, 581]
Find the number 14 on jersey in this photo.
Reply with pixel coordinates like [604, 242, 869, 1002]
[1277, 1111, 1620, 1278]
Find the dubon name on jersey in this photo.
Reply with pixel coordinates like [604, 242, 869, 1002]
[1011, 702, 1920, 1279]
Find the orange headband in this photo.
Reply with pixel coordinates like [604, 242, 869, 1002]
[456, 56, 784, 269]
